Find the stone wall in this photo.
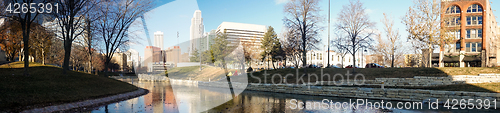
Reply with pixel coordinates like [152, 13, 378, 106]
[244, 84, 500, 108]
[376, 74, 500, 87]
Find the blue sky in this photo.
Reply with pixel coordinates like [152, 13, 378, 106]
[129, 0, 500, 60]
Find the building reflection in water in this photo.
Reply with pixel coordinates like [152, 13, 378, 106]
[90, 78, 499, 113]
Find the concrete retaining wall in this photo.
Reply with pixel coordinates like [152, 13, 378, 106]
[376, 75, 500, 87]
[245, 84, 500, 108]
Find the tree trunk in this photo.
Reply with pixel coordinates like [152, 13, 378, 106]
[42, 49, 45, 65]
[63, 40, 72, 74]
[23, 28, 30, 76]
[104, 56, 110, 76]
[428, 48, 432, 68]
[341, 56, 344, 68]
[391, 52, 394, 68]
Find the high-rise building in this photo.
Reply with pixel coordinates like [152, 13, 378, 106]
[190, 10, 204, 55]
[198, 30, 216, 51]
[126, 49, 140, 70]
[144, 46, 162, 68]
[154, 31, 164, 50]
[216, 22, 267, 47]
[440, 0, 499, 67]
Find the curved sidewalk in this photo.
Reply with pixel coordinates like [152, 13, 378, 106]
[21, 88, 149, 113]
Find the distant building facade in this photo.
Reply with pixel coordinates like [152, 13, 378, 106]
[190, 10, 204, 56]
[111, 52, 128, 72]
[439, 0, 500, 67]
[154, 31, 164, 50]
[216, 22, 267, 47]
[283, 50, 357, 68]
[197, 30, 216, 52]
[144, 46, 183, 72]
[126, 49, 140, 71]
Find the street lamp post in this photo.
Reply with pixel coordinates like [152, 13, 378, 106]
[199, 24, 203, 71]
[327, 0, 331, 68]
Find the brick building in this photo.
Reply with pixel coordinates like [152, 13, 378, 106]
[440, 0, 499, 67]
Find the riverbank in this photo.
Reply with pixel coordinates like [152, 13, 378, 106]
[165, 79, 500, 109]
[0, 62, 141, 112]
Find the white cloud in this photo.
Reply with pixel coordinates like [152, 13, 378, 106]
[275, 0, 289, 4]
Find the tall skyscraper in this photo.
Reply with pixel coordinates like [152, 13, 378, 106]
[154, 31, 164, 50]
[190, 10, 204, 56]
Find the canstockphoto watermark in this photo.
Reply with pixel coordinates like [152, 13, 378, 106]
[249, 68, 366, 85]
[289, 99, 426, 110]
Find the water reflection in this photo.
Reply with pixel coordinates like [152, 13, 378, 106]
[88, 78, 499, 113]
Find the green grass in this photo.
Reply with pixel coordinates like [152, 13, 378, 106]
[244, 67, 500, 84]
[0, 62, 139, 112]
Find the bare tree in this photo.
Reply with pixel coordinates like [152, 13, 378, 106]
[331, 32, 350, 68]
[2, 0, 46, 76]
[94, 0, 153, 74]
[282, 28, 303, 68]
[30, 21, 54, 65]
[402, 0, 455, 67]
[336, 0, 374, 70]
[242, 37, 262, 68]
[380, 13, 403, 68]
[51, 0, 97, 74]
[283, 0, 323, 69]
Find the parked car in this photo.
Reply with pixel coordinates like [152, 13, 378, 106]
[326, 65, 340, 68]
[345, 65, 360, 68]
[365, 63, 385, 68]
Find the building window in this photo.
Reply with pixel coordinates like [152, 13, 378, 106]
[467, 4, 483, 13]
[466, 42, 482, 52]
[447, 30, 461, 39]
[446, 5, 461, 14]
[446, 17, 461, 26]
[456, 43, 460, 52]
[466, 29, 482, 39]
[318, 53, 322, 60]
[338, 56, 340, 62]
[466, 16, 482, 25]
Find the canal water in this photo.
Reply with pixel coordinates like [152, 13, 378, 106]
[87, 78, 498, 113]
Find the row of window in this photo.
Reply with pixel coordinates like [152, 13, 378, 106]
[446, 4, 483, 14]
[466, 42, 482, 52]
[307, 53, 323, 61]
[453, 42, 482, 53]
[446, 16, 482, 26]
[307, 54, 356, 62]
[466, 16, 482, 25]
[466, 29, 482, 39]
[445, 29, 482, 39]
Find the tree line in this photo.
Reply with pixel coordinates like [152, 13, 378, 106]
[0, 0, 153, 76]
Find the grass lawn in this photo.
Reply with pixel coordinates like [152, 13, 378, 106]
[0, 62, 139, 112]
[244, 67, 500, 84]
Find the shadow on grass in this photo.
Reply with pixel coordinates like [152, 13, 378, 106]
[0, 62, 139, 112]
